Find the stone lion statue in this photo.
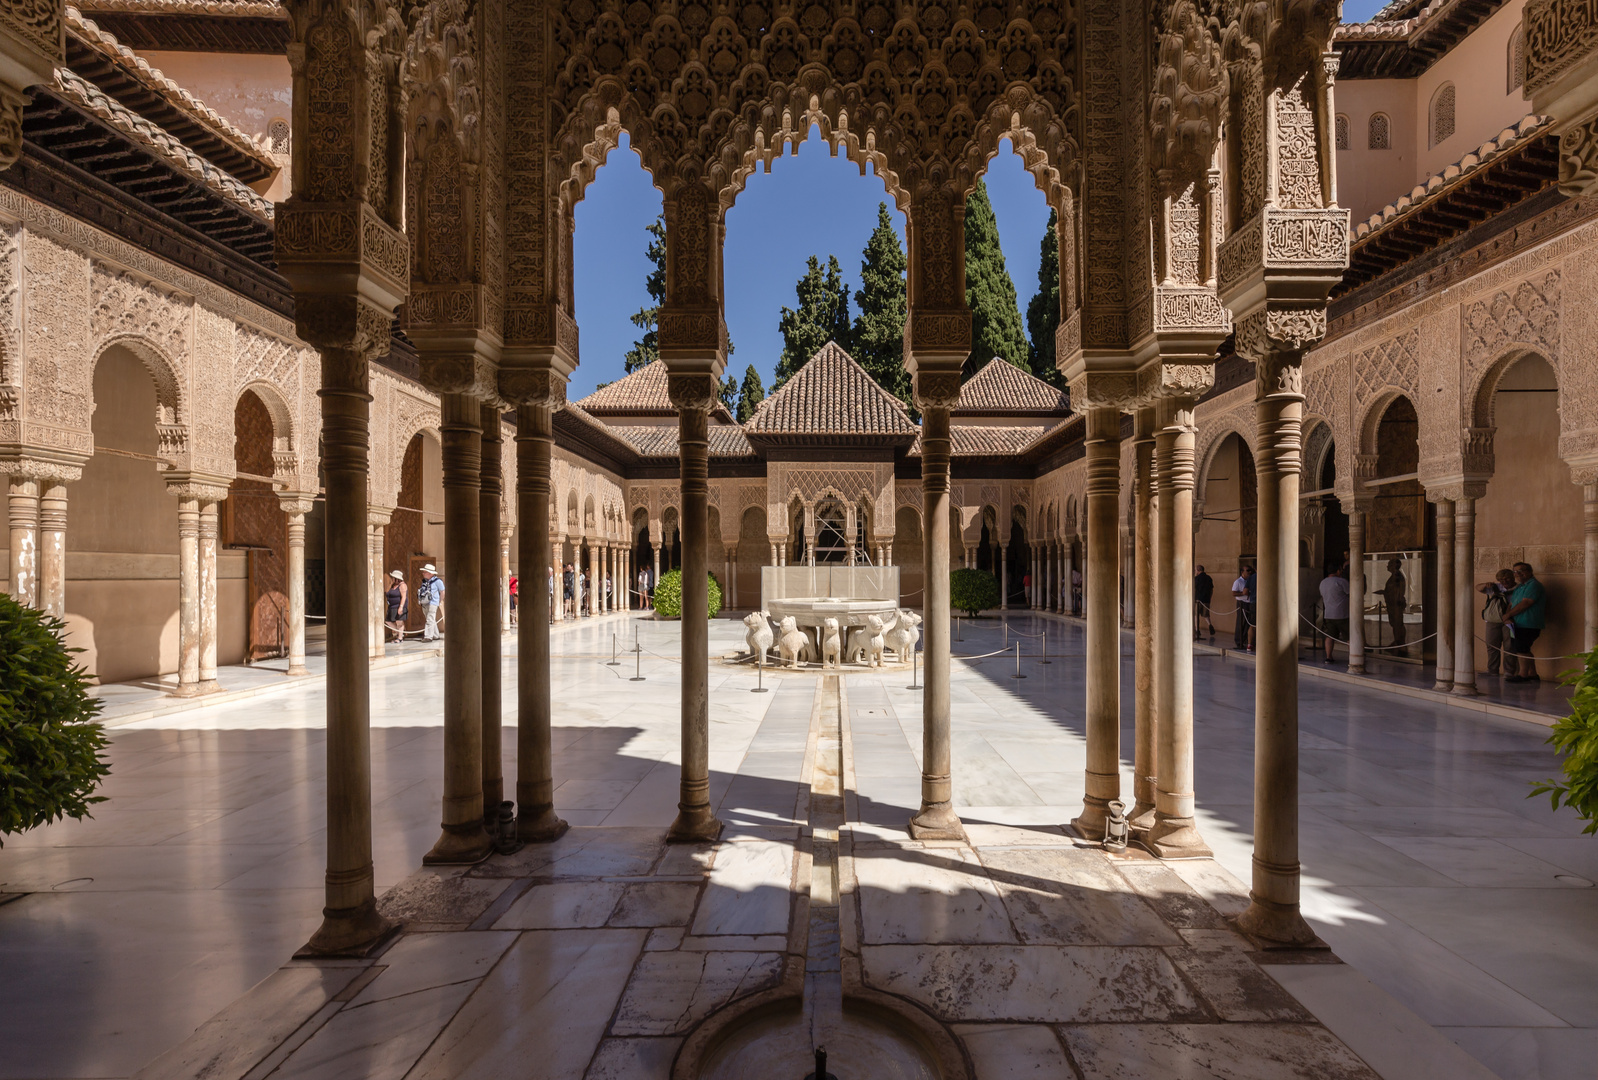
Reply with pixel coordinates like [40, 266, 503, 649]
[743, 610, 774, 667]
[847, 611, 896, 664]
[885, 609, 921, 662]
[778, 616, 811, 668]
[860, 614, 886, 667]
[821, 617, 842, 669]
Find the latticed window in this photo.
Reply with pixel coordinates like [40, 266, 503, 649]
[1335, 113, 1349, 150]
[1368, 113, 1391, 150]
[1509, 25, 1526, 92]
[268, 118, 291, 156]
[1431, 83, 1456, 147]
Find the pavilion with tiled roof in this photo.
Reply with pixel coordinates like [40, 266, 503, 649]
[953, 358, 1070, 417]
[743, 341, 919, 448]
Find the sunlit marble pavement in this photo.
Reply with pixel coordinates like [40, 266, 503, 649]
[0, 611, 1593, 1079]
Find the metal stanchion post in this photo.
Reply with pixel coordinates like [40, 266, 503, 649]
[907, 647, 920, 691]
[629, 625, 645, 682]
[1011, 640, 1026, 679]
[752, 652, 769, 693]
[607, 631, 620, 665]
[1039, 627, 1051, 665]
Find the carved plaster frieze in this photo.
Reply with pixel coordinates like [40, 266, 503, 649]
[1069, 371, 1140, 411]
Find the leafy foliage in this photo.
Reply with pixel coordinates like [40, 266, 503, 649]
[964, 180, 1030, 381]
[776, 255, 853, 389]
[1530, 648, 1598, 833]
[1025, 208, 1064, 388]
[852, 202, 911, 408]
[652, 569, 723, 620]
[736, 365, 766, 422]
[719, 374, 739, 412]
[0, 593, 110, 839]
[624, 215, 667, 373]
[950, 568, 1001, 617]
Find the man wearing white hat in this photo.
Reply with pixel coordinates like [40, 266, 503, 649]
[418, 563, 445, 641]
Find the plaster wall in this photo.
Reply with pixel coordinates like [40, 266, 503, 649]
[1334, 79, 1416, 224]
[141, 51, 293, 201]
[1415, 0, 1532, 179]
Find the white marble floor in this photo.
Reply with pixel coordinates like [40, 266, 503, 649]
[0, 611, 1591, 1079]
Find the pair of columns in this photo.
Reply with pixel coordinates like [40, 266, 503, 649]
[7, 467, 78, 618]
[169, 482, 230, 697]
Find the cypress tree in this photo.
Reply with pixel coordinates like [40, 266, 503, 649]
[963, 180, 1030, 380]
[736, 364, 765, 422]
[1025, 208, 1064, 387]
[623, 215, 667, 372]
[719, 375, 738, 412]
[851, 202, 910, 408]
[775, 255, 852, 388]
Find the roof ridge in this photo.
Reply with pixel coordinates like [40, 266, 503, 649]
[747, 340, 919, 436]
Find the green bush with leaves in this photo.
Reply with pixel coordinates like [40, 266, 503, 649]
[0, 593, 110, 841]
[652, 569, 723, 620]
[1530, 647, 1598, 834]
[950, 568, 1001, 617]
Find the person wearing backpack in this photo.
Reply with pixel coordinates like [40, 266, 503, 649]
[1477, 568, 1517, 678]
[417, 564, 445, 641]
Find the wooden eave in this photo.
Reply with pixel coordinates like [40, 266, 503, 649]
[73, 7, 290, 53]
[1334, 0, 1509, 78]
[1336, 132, 1557, 295]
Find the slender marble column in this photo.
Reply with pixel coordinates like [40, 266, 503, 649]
[174, 494, 202, 695]
[911, 401, 963, 839]
[7, 475, 37, 606]
[1073, 408, 1123, 839]
[589, 540, 601, 616]
[1433, 498, 1455, 691]
[999, 540, 1010, 610]
[480, 405, 504, 826]
[552, 537, 565, 621]
[668, 377, 721, 842]
[500, 523, 513, 632]
[1453, 496, 1479, 695]
[1347, 508, 1366, 673]
[516, 402, 566, 841]
[653, 543, 662, 597]
[425, 393, 491, 864]
[1236, 354, 1316, 947]
[1130, 412, 1156, 830]
[307, 344, 388, 953]
[37, 480, 67, 617]
[368, 511, 388, 659]
[1586, 483, 1598, 651]
[282, 498, 312, 675]
[1148, 403, 1209, 857]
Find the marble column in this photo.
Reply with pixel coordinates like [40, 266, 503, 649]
[281, 497, 313, 675]
[1148, 401, 1209, 857]
[653, 542, 662, 597]
[589, 540, 601, 616]
[1236, 353, 1316, 947]
[7, 474, 37, 606]
[198, 497, 221, 688]
[552, 536, 565, 621]
[367, 511, 389, 659]
[425, 393, 491, 864]
[910, 396, 963, 840]
[1433, 498, 1455, 692]
[1584, 483, 1598, 651]
[37, 479, 68, 617]
[173, 493, 202, 695]
[1072, 408, 1123, 839]
[1453, 496, 1479, 695]
[480, 405, 504, 826]
[668, 374, 721, 842]
[516, 401, 566, 842]
[999, 539, 1009, 610]
[1130, 411, 1156, 831]
[500, 522, 513, 632]
[725, 545, 736, 609]
[1346, 507, 1366, 674]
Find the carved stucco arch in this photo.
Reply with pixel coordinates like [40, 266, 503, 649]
[1467, 346, 1559, 431]
[239, 380, 297, 451]
[1194, 415, 1255, 498]
[95, 334, 186, 428]
[1354, 388, 1416, 458]
[389, 410, 442, 504]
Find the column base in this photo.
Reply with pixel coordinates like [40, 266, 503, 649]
[1145, 815, 1213, 859]
[1346, 662, 1363, 675]
[422, 821, 494, 865]
[1071, 798, 1113, 842]
[517, 805, 570, 843]
[1451, 682, 1479, 697]
[908, 801, 966, 841]
[286, 665, 309, 677]
[170, 679, 223, 699]
[1128, 798, 1157, 834]
[1234, 896, 1327, 951]
[1431, 678, 1454, 692]
[295, 899, 398, 958]
[668, 805, 723, 843]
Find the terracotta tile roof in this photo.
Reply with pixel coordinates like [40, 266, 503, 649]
[909, 425, 1052, 457]
[955, 358, 1069, 414]
[744, 341, 917, 438]
[576, 360, 733, 422]
[604, 424, 755, 458]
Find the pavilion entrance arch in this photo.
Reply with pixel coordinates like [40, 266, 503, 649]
[390, 430, 445, 636]
[1355, 394, 1433, 667]
[227, 388, 290, 664]
[1195, 430, 1255, 643]
[1469, 352, 1583, 676]
[736, 505, 766, 609]
[894, 505, 924, 605]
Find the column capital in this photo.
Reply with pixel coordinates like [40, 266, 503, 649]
[414, 334, 501, 402]
[500, 368, 567, 410]
[367, 506, 394, 527]
[0, 454, 85, 485]
[912, 368, 963, 413]
[165, 477, 231, 503]
[667, 371, 720, 413]
[278, 492, 317, 517]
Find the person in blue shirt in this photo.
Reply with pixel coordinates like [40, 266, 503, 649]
[417, 563, 446, 641]
[1502, 561, 1547, 683]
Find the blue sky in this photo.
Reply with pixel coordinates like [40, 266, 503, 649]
[1344, 0, 1388, 19]
[571, 131, 1052, 400]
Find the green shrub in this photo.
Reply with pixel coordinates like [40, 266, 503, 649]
[950, 568, 1000, 617]
[653, 569, 723, 619]
[1531, 648, 1598, 834]
[0, 593, 110, 841]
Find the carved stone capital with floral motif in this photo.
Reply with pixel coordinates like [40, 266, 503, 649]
[666, 371, 719, 414]
[278, 494, 317, 518]
[1234, 308, 1327, 363]
[0, 453, 85, 485]
[1068, 370, 1140, 412]
[498, 367, 567, 410]
[164, 477, 232, 504]
[413, 329, 501, 402]
[1136, 360, 1215, 406]
[912, 370, 963, 413]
